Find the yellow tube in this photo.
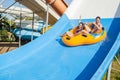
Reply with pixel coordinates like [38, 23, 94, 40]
[62, 25, 106, 46]
[45, 0, 68, 16]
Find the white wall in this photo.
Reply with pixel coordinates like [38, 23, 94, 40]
[65, 0, 120, 19]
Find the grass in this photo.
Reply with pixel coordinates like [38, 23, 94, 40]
[102, 53, 120, 80]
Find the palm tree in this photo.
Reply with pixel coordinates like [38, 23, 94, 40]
[0, 14, 10, 31]
[0, 14, 16, 41]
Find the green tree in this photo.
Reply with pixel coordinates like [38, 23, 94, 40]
[0, 14, 16, 41]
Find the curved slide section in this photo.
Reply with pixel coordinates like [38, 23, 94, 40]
[0, 0, 120, 80]
[13, 21, 44, 40]
[13, 28, 41, 40]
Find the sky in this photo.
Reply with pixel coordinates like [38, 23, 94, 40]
[1, 0, 26, 9]
[64, 0, 73, 5]
[1, 0, 14, 7]
[1, 0, 27, 20]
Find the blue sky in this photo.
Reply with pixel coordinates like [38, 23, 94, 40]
[1, 0, 24, 8]
[64, 0, 73, 5]
[0, 0, 23, 19]
[2, 0, 16, 7]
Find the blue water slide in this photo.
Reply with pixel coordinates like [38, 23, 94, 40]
[0, 0, 120, 80]
[14, 28, 41, 40]
[13, 20, 44, 40]
[22, 20, 45, 32]
[0, 13, 119, 80]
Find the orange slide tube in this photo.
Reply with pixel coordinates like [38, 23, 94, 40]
[45, 0, 68, 16]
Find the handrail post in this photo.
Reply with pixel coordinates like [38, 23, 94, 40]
[19, 3, 22, 47]
[45, 3, 49, 32]
[107, 62, 112, 80]
[31, 12, 34, 41]
[43, 3, 49, 34]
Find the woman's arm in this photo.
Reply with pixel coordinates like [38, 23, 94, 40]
[94, 23, 102, 30]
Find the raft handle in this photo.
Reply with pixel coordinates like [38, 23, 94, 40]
[82, 34, 87, 37]
[102, 27, 104, 30]
[66, 37, 71, 40]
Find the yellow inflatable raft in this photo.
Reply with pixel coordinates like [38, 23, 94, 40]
[62, 24, 106, 46]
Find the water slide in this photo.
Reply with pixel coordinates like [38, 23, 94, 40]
[0, 0, 120, 80]
[13, 28, 41, 40]
[13, 20, 45, 40]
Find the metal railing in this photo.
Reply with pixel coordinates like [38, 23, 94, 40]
[107, 54, 120, 80]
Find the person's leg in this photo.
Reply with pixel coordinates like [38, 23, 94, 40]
[66, 31, 74, 37]
[84, 24, 91, 32]
[82, 30, 89, 34]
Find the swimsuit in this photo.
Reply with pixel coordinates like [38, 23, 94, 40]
[76, 28, 82, 33]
